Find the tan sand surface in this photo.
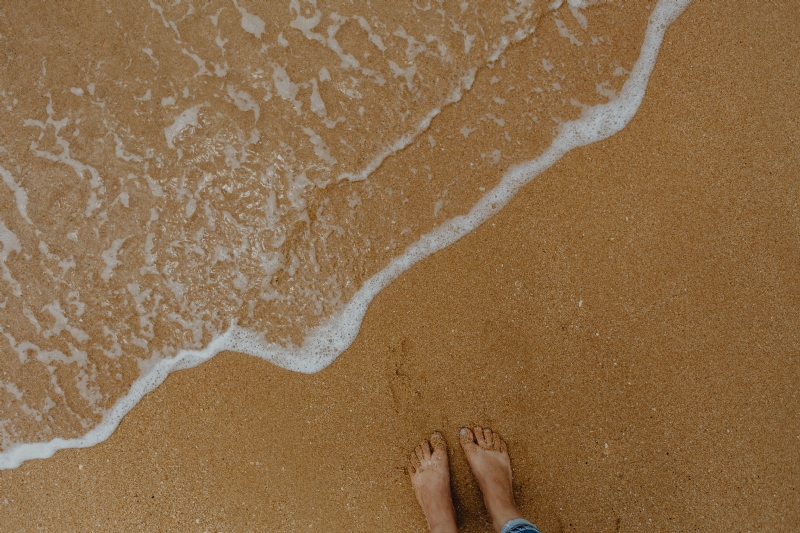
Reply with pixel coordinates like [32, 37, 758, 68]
[2, 1, 799, 531]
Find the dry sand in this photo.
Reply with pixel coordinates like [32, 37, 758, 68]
[2, 2, 799, 531]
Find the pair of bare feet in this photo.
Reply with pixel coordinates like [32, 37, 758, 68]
[408, 426, 524, 533]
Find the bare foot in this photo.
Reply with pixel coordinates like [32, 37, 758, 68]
[460, 426, 523, 533]
[409, 432, 459, 533]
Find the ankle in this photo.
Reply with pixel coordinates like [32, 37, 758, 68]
[489, 504, 523, 533]
[428, 514, 458, 533]
[425, 502, 458, 533]
[429, 523, 459, 533]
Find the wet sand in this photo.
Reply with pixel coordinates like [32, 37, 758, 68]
[2, 2, 799, 532]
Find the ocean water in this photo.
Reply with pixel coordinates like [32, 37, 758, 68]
[0, 0, 688, 468]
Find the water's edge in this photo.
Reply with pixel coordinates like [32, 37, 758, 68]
[0, 0, 690, 470]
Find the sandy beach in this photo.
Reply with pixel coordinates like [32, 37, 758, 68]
[2, 1, 799, 532]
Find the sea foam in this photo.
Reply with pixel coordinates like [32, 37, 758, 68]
[0, 0, 690, 469]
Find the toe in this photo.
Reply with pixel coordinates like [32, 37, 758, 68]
[483, 428, 494, 448]
[499, 438, 508, 454]
[492, 433, 503, 451]
[420, 440, 432, 461]
[460, 428, 478, 451]
[431, 432, 447, 453]
[474, 426, 486, 447]
[415, 444, 426, 463]
[409, 453, 421, 473]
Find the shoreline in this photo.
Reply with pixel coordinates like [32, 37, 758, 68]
[2, 1, 799, 531]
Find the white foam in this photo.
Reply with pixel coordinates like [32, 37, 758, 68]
[308, 77, 343, 128]
[181, 48, 212, 77]
[100, 238, 128, 282]
[164, 106, 201, 149]
[289, 1, 322, 40]
[272, 65, 302, 114]
[569, 5, 589, 31]
[336, 67, 476, 183]
[134, 89, 152, 102]
[355, 16, 387, 51]
[554, 15, 583, 46]
[41, 300, 89, 343]
[226, 84, 260, 122]
[0, 165, 34, 225]
[0, 0, 690, 470]
[233, 0, 266, 39]
[302, 127, 337, 165]
[0, 220, 22, 297]
[25, 97, 104, 191]
[22, 307, 42, 333]
[113, 134, 144, 163]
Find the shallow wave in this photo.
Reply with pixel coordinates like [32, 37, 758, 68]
[0, 0, 689, 469]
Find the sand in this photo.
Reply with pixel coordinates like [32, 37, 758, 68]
[2, 1, 799, 531]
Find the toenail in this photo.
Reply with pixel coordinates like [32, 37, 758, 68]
[460, 428, 467, 435]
